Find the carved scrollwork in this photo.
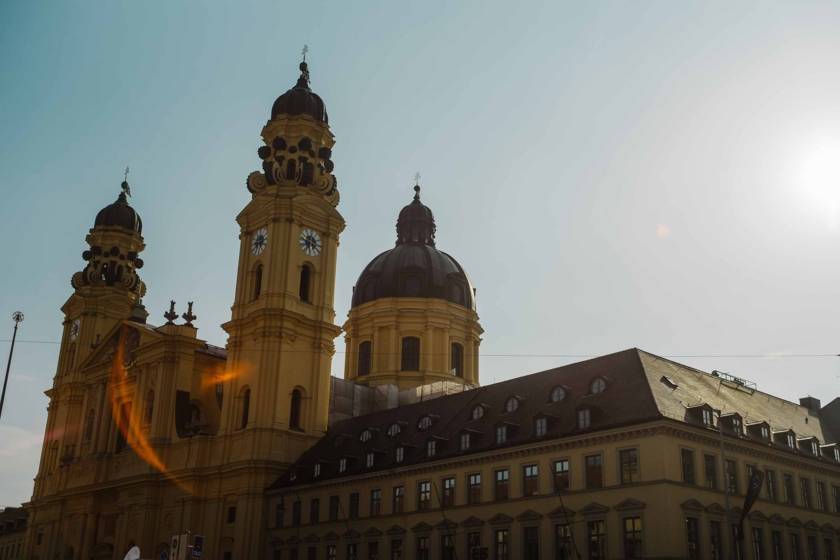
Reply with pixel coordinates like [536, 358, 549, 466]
[247, 171, 268, 194]
[255, 133, 339, 205]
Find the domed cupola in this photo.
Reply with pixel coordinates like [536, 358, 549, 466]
[344, 182, 483, 390]
[351, 185, 475, 310]
[270, 61, 328, 123]
[94, 182, 143, 233]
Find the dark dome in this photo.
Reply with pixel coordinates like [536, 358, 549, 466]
[351, 186, 475, 310]
[94, 186, 142, 234]
[271, 62, 328, 123]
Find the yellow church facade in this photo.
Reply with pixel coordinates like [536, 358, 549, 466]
[20, 58, 840, 560]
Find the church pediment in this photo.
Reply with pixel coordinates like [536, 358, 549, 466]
[435, 519, 458, 531]
[411, 522, 433, 534]
[580, 502, 609, 516]
[548, 506, 576, 519]
[516, 509, 543, 522]
[386, 525, 406, 535]
[460, 516, 485, 528]
[488, 513, 514, 525]
[364, 527, 383, 538]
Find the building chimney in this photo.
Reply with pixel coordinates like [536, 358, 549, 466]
[800, 396, 821, 414]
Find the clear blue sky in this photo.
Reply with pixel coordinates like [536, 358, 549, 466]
[3, 1, 840, 506]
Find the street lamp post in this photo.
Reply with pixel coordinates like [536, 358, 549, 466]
[0, 311, 24, 421]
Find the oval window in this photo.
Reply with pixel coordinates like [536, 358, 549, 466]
[550, 386, 566, 403]
[504, 397, 519, 413]
[471, 406, 485, 420]
[590, 378, 606, 394]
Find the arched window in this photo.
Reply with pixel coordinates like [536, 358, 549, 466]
[289, 389, 302, 430]
[253, 264, 263, 300]
[401, 337, 420, 371]
[299, 265, 312, 303]
[357, 341, 372, 376]
[450, 343, 464, 377]
[239, 388, 251, 430]
[590, 377, 606, 394]
[144, 390, 155, 425]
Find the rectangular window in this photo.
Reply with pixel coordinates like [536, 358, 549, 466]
[619, 449, 640, 484]
[366, 451, 375, 467]
[468, 473, 482, 504]
[535, 416, 548, 437]
[747, 464, 758, 489]
[710, 520, 724, 560]
[623, 516, 643, 559]
[816, 481, 827, 511]
[310, 498, 320, 524]
[392, 486, 404, 514]
[395, 446, 404, 463]
[495, 469, 510, 500]
[494, 529, 510, 560]
[346, 544, 358, 560]
[328, 495, 339, 521]
[553, 459, 570, 492]
[442, 477, 456, 508]
[416, 536, 429, 560]
[460, 432, 471, 451]
[418, 481, 431, 510]
[441, 534, 455, 560]
[732, 524, 744, 560]
[390, 539, 403, 560]
[686, 517, 700, 560]
[765, 470, 777, 502]
[784, 474, 796, 505]
[467, 532, 481, 560]
[752, 527, 764, 560]
[807, 536, 817, 560]
[800, 478, 812, 509]
[725, 459, 738, 495]
[349, 492, 360, 518]
[367, 541, 379, 560]
[587, 520, 606, 560]
[326, 545, 336, 560]
[370, 489, 382, 516]
[426, 439, 436, 458]
[496, 425, 507, 444]
[555, 524, 573, 560]
[705, 454, 718, 489]
[292, 500, 301, 526]
[771, 531, 783, 560]
[585, 454, 603, 489]
[682, 449, 696, 484]
[578, 408, 591, 429]
[275, 500, 285, 528]
[522, 464, 539, 496]
[523, 526, 539, 559]
[791, 533, 801, 560]
[227, 506, 237, 523]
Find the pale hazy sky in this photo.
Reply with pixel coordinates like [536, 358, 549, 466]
[2, 1, 840, 506]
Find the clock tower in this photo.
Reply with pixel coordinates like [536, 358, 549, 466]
[219, 59, 344, 468]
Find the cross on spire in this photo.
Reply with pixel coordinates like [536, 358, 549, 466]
[121, 166, 132, 197]
[414, 172, 421, 185]
[301, 44, 309, 63]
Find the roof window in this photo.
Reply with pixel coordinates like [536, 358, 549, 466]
[471, 405, 485, 420]
[386, 423, 402, 437]
[360, 429, 373, 442]
[418, 415, 434, 430]
[589, 377, 606, 394]
[549, 386, 566, 403]
[504, 397, 519, 413]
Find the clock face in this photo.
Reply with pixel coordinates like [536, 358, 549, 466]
[69, 319, 80, 341]
[299, 228, 322, 256]
[251, 227, 268, 256]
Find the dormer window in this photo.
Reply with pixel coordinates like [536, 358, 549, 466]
[426, 439, 437, 458]
[787, 433, 796, 448]
[732, 417, 741, 433]
[578, 408, 591, 429]
[504, 397, 519, 413]
[418, 415, 434, 430]
[360, 429, 373, 443]
[835, 448, 840, 462]
[313, 463, 321, 477]
[702, 408, 713, 427]
[534, 416, 548, 437]
[589, 377, 606, 394]
[811, 441, 819, 455]
[720, 413, 742, 435]
[549, 386, 566, 403]
[471, 405, 485, 420]
[761, 426, 770, 439]
[395, 446, 405, 463]
[365, 452, 375, 468]
[746, 422, 771, 441]
[386, 423, 402, 437]
[496, 425, 508, 444]
[460, 432, 471, 451]
[338, 458, 347, 473]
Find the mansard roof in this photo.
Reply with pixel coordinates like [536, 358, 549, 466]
[271, 348, 840, 490]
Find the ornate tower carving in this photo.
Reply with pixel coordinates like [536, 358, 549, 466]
[220, 60, 344, 466]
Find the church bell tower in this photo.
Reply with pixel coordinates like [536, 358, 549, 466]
[220, 59, 344, 466]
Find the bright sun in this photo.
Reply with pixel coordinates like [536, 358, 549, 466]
[799, 140, 840, 222]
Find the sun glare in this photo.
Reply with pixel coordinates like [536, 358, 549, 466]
[798, 139, 840, 226]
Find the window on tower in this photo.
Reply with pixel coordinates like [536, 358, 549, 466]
[401, 337, 420, 371]
[253, 263, 263, 300]
[299, 264, 312, 303]
[290, 389, 303, 430]
[358, 341, 372, 376]
[239, 388, 251, 430]
[450, 342, 464, 377]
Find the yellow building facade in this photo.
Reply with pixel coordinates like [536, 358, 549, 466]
[20, 57, 840, 560]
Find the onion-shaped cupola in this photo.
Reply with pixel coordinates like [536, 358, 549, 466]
[71, 179, 146, 299]
[344, 182, 483, 390]
[248, 58, 339, 206]
[351, 185, 475, 310]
